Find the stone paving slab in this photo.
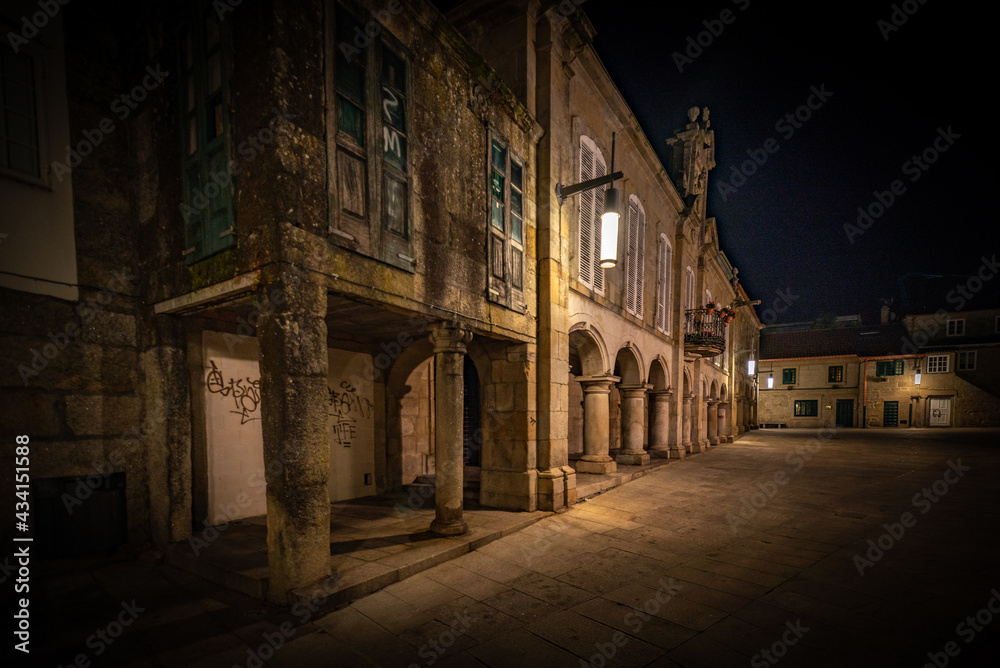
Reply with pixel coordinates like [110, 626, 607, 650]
[32, 428, 1000, 667]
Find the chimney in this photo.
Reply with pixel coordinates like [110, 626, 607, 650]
[880, 304, 890, 324]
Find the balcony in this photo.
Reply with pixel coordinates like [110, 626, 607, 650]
[684, 308, 726, 357]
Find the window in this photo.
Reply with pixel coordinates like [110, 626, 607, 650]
[958, 351, 976, 370]
[794, 400, 818, 417]
[328, 5, 412, 271]
[946, 319, 965, 336]
[782, 368, 796, 385]
[655, 234, 671, 333]
[179, 9, 234, 263]
[926, 355, 949, 373]
[624, 194, 645, 318]
[828, 365, 843, 383]
[875, 360, 904, 376]
[486, 133, 524, 310]
[685, 266, 695, 310]
[577, 135, 605, 294]
[1, 46, 43, 182]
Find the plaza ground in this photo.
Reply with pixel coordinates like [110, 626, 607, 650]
[29, 428, 1000, 667]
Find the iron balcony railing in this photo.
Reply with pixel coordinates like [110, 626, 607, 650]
[684, 308, 726, 356]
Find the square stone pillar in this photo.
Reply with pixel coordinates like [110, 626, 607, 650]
[616, 384, 651, 466]
[429, 323, 472, 536]
[257, 269, 330, 604]
[576, 375, 619, 474]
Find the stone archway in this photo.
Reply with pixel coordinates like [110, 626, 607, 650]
[647, 357, 675, 459]
[569, 325, 617, 474]
[615, 346, 649, 466]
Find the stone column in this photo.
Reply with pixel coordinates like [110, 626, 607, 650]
[576, 376, 618, 474]
[719, 401, 731, 442]
[682, 394, 693, 453]
[707, 399, 719, 445]
[428, 323, 473, 536]
[648, 390, 677, 459]
[617, 384, 651, 466]
[258, 269, 330, 604]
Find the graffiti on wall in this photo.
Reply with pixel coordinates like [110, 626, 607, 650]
[206, 360, 261, 424]
[329, 380, 375, 447]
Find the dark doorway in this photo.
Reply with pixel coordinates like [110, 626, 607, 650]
[883, 401, 899, 427]
[835, 399, 854, 428]
[463, 354, 481, 466]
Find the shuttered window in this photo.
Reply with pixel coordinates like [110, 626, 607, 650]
[487, 132, 525, 310]
[179, 8, 234, 264]
[329, 4, 413, 271]
[685, 266, 695, 310]
[625, 194, 645, 318]
[578, 136, 605, 294]
[656, 234, 671, 333]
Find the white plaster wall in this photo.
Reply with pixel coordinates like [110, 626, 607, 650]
[200, 331, 376, 524]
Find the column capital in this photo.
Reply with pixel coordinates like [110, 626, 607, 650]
[429, 322, 473, 354]
[577, 375, 620, 393]
[707, 399, 719, 406]
[619, 383, 652, 397]
[648, 389, 673, 398]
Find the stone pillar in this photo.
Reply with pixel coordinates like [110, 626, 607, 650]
[576, 376, 618, 474]
[648, 390, 678, 459]
[428, 323, 473, 536]
[257, 269, 330, 604]
[719, 401, 731, 442]
[616, 384, 651, 466]
[682, 394, 693, 452]
[707, 399, 719, 445]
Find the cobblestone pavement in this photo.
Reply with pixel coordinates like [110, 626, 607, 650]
[30, 428, 1000, 667]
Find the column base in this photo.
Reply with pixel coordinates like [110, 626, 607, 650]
[667, 445, 686, 459]
[575, 456, 617, 474]
[648, 448, 672, 459]
[615, 451, 650, 466]
[687, 442, 705, 454]
[429, 518, 468, 536]
[709, 437, 720, 445]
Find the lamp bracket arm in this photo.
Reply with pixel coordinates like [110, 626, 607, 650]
[555, 171, 624, 204]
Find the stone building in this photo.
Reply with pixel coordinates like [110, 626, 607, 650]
[0, 0, 759, 604]
[758, 307, 1000, 428]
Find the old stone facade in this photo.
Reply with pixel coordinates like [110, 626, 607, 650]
[758, 308, 1000, 429]
[1, 0, 759, 603]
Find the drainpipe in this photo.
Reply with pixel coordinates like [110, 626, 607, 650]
[862, 358, 868, 429]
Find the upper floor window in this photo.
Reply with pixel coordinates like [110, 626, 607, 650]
[179, 8, 234, 264]
[947, 319, 965, 336]
[782, 368, 796, 384]
[828, 365, 843, 383]
[577, 135, 605, 294]
[328, 4, 412, 271]
[1, 46, 43, 183]
[875, 360, 904, 376]
[624, 194, 645, 318]
[655, 234, 671, 333]
[958, 351, 976, 370]
[926, 355, 949, 373]
[486, 133, 524, 310]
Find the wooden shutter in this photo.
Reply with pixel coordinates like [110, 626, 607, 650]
[635, 200, 645, 318]
[592, 153, 606, 294]
[578, 140, 594, 288]
[657, 235, 669, 332]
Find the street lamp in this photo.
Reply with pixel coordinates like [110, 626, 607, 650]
[556, 133, 624, 269]
[913, 359, 922, 385]
[767, 372, 774, 389]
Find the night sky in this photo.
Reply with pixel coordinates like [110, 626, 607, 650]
[581, 0, 995, 324]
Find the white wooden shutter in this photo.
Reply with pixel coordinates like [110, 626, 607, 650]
[578, 140, 594, 288]
[625, 197, 638, 314]
[635, 200, 645, 319]
[656, 235, 669, 332]
[592, 153, 606, 294]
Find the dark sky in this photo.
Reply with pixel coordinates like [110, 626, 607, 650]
[582, 0, 995, 324]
